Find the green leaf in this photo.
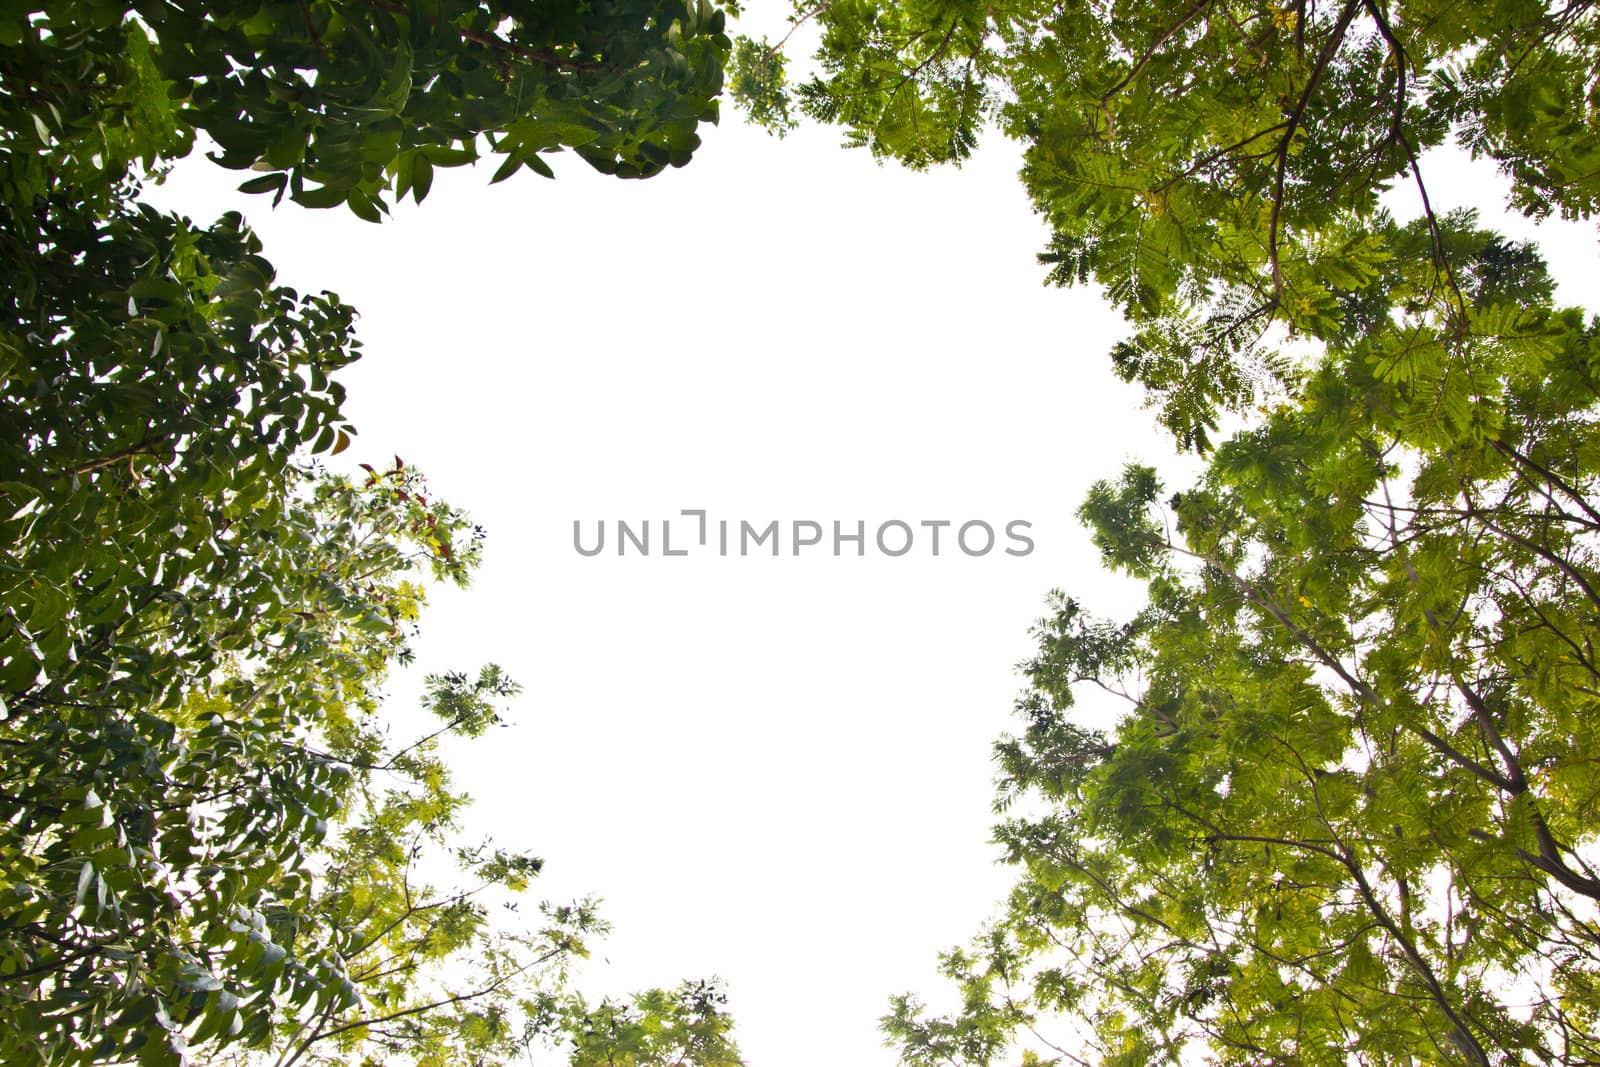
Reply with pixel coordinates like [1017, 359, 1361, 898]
[291, 184, 349, 209]
[237, 173, 287, 196]
[412, 153, 434, 203]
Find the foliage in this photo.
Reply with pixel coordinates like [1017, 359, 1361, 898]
[727, 33, 796, 135]
[1, 0, 744, 1064]
[744, 0, 1600, 449]
[2, 0, 734, 227]
[563, 981, 745, 1067]
[878, 168, 1600, 1067]
[736, 1, 1600, 1063]
[2, 251, 738, 1059]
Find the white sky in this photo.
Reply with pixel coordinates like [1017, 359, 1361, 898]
[140, 23, 1596, 1064]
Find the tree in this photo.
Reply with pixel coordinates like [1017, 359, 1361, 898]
[732, 1, 1600, 1063]
[2, 1, 744, 1063]
[883, 224, 1600, 1064]
[3, 0, 734, 224]
[738, 0, 1600, 446]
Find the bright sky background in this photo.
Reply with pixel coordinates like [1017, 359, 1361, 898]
[141, 18, 1596, 1063]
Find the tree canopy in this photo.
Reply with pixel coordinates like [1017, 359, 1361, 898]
[884, 256, 1600, 1062]
[4, 0, 733, 223]
[739, 0, 1600, 447]
[729, 0, 1600, 1063]
[11, 0, 1600, 1061]
[2, 1, 744, 1064]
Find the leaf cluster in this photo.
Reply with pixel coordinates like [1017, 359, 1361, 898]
[1, 0, 746, 1063]
[773, 0, 1600, 449]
